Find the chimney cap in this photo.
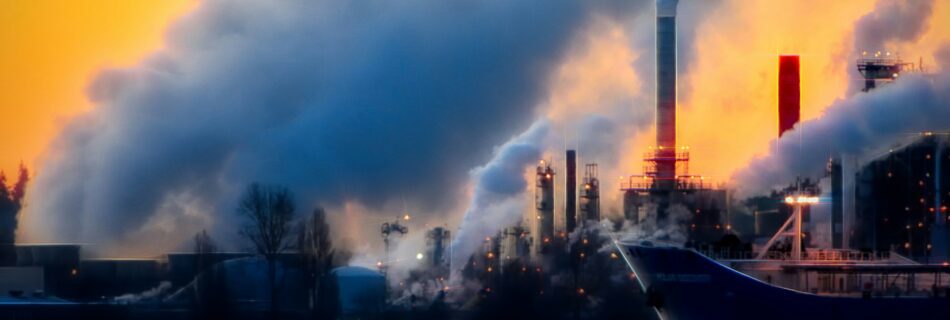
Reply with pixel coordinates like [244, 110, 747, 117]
[657, 0, 678, 17]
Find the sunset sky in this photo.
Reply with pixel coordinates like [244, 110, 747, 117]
[0, 1, 194, 175]
[3, 1, 949, 256]
[5, 1, 947, 181]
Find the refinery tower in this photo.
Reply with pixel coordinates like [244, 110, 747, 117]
[621, 0, 727, 244]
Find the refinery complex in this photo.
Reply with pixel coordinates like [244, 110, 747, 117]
[1, 0, 949, 319]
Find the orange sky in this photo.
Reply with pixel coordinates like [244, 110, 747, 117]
[2, 0, 948, 195]
[535, 0, 950, 215]
[678, 0, 950, 184]
[0, 0, 194, 176]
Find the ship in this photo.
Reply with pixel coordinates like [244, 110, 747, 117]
[620, 241, 950, 320]
[615, 191, 950, 320]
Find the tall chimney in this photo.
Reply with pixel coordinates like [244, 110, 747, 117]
[778, 55, 800, 137]
[565, 150, 577, 232]
[655, 0, 678, 190]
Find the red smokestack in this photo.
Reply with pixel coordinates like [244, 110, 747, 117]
[778, 55, 800, 137]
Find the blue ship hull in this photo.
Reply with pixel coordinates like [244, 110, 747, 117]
[624, 243, 950, 320]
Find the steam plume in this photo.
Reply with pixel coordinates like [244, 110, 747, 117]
[733, 56, 950, 196]
[22, 0, 640, 254]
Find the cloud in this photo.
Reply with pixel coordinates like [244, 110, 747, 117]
[22, 0, 645, 254]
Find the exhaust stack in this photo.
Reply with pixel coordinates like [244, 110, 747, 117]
[778, 55, 801, 137]
[655, 0, 678, 190]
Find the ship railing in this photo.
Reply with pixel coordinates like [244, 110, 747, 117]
[704, 249, 890, 262]
[803, 270, 950, 298]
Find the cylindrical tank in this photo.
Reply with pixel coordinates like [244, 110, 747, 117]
[536, 161, 555, 252]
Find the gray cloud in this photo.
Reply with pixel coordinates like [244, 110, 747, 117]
[23, 0, 649, 254]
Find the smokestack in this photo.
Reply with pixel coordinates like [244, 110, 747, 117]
[778, 55, 800, 137]
[655, 0, 678, 190]
[565, 150, 577, 232]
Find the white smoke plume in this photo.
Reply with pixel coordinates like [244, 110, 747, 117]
[733, 50, 950, 197]
[617, 204, 691, 245]
[21, 0, 646, 255]
[448, 121, 548, 281]
[113, 281, 173, 305]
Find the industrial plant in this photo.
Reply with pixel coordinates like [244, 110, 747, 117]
[1, 0, 949, 319]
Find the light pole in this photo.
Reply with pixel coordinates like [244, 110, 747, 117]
[784, 195, 819, 260]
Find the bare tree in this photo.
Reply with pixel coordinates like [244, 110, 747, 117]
[297, 207, 335, 315]
[194, 229, 218, 274]
[0, 164, 28, 266]
[237, 183, 295, 313]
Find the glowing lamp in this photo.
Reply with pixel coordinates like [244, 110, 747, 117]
[785, 196, 819, 204]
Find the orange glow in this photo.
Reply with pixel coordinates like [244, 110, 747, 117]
[677, 0, 950, 182]
[0, 1, 195, 174]
[675, 1, 875, 183]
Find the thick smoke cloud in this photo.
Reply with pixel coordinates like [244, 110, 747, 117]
[23, 0, 643, 254]
[848, 0, 935, 94]
[733, 56, 950, 196]
[448, 121, 548, 278]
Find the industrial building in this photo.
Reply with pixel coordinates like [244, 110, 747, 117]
[498, 225, 531, 263]
[579, 163, 600, 223]
[828, 157, 845, 249]
[535, 160, 556, 253]
[853, 134, 950, 262]
[13, 244, 81, 298]
[620, 0, 727, 244]
[529, 150, 601, 257]
[79, 258, 162, 299]
[856, 52, 923, 92]
[425, 226, 450, 268]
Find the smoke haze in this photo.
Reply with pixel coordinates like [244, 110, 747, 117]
[22, 0, 647, 255]
[18, 0, 950, 270]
